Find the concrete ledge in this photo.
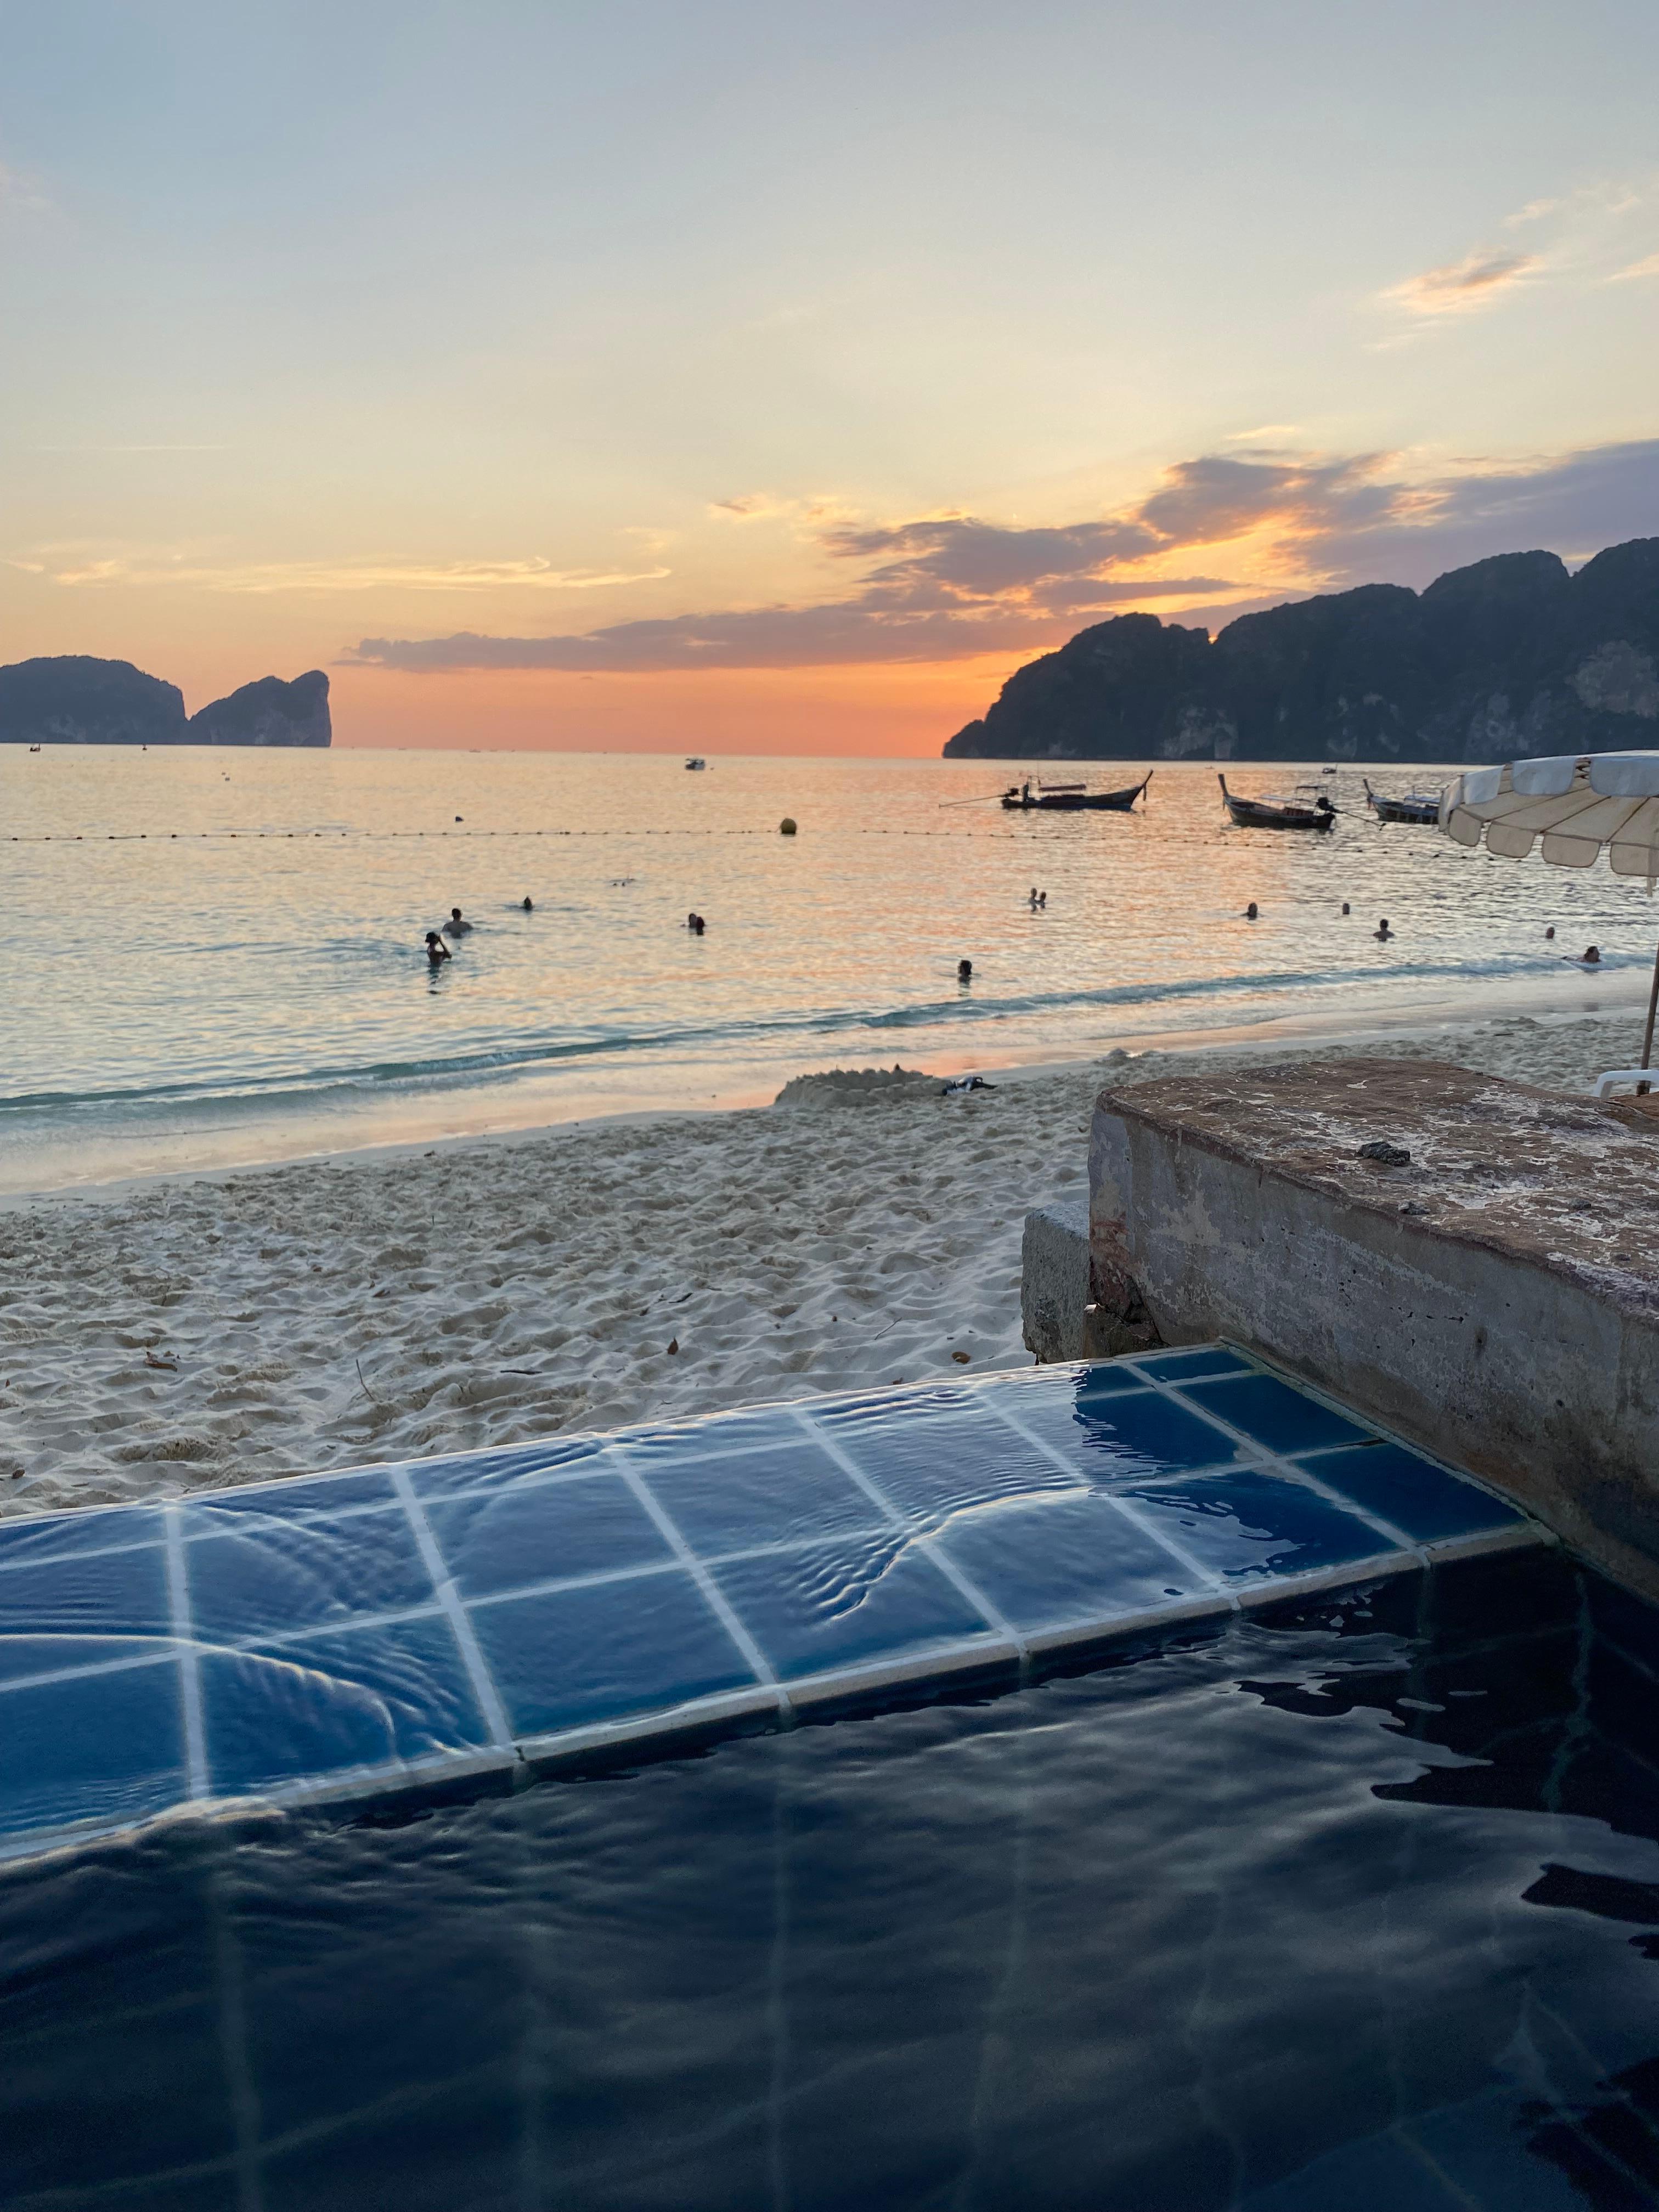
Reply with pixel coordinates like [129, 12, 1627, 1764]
[1089, 1057, 1659, 1598]
[1020, 1197, 1090, 1361]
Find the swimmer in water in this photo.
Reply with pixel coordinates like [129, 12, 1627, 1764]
[1545, 926, 1554, 940]
[1245, 901, 1259, 921]
[1375, 918, 1392, 941]
[522, 896, 533, 912]
[1581, 944, 1601, 964]
[958, 958, 973, 981]
[424, 931, 452, 964]
[686, 912, 706, 935]
[1341, 902, 1351, 917]
[445, 907, 472, 936]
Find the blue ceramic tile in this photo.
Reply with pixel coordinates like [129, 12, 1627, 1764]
[1311, 1445, 1523, 1544]
[423, 1472, 672, 1599]
[0, 1635, 174, 1689]
[470, 1570, 759, 1737]
[0, 1658, 185, 1839]
[200, 1615, 491, 1796]
[1049, 1388, 1243, 1480]
[1117, 1468, 1387, 1584]
[405, 1434, 607, 1500]
[0, 1505, 163, 1571]
[934, 1492, 1212, 1629]
[641, 1441, 888, 1558]
[1178, 1372, 1372, 1456]
[183, 1469, 398, 1522]
[1133, 1347, 1254, 1382]
[708, 1533, 996, 1680]
[0, 1544, 173, 1643]
[182, 1509, 433, 1641]
[621, 1407, 817, 1462]
[826, 1409, 1078, 1526]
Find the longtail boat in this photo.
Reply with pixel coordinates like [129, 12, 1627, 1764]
[1001, 772, 1152, 812]
[1363, 778, 1442, 825]
[1218, 775, 1336, 831]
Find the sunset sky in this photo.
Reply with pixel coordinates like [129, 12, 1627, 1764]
[4, 1, 1658, 753]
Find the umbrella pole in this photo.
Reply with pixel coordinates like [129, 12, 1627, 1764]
[1642, 934, 1659, 1095]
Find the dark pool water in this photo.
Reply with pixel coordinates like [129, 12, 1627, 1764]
[4, 1549, 1659, 2211]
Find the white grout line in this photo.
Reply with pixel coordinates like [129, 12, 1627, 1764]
[980, 1394, 1235, 1602]
[788, 1403, 1029, 1659]
[388, 1467, 516, 1753]
[1120, 1364, 1428, 1559]
[161, 1503, 209, 1801]
[601, 1443, 788, 1705]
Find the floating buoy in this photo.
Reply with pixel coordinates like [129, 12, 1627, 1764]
[780, 817, 797, 836]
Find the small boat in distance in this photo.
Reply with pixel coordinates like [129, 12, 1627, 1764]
[1363, 778, 1442, 826]
[684, 757, 707, 770]
[1001, 772, 1152, 812]
[1218, 775, 1336, 831]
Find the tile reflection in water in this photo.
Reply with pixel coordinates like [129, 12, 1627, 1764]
[1116, 1468, 1387, 1582]
[421, 1473, 672, 1599]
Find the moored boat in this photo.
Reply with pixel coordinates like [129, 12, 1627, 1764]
[684, 757, 707, 770]
[1001, 772, 1152, 812]
[1363, 778, 1442, 825]
[1218, 775, 1336, 831]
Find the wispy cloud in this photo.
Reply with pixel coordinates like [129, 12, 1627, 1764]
[1385, 248, 1540, 317]
[1606, 249, 1659, 283]
[345, 435, 1659, 676]
[0, 159, 52, 216]
[11, 548, 670, 594]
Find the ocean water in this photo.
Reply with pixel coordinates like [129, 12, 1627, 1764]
[5, 747, 1654, 1191]
[3, 1548, 1658, 2209]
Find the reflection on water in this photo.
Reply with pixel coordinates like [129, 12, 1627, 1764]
[7, 749, 1654, 1187]
[3, 1548, 1658, 2209]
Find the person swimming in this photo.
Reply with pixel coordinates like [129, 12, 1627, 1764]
[1341, 902, 1351, 917]
[445, 907, 472, 936]
[957, 958, 973, 981]
[1581, 944, 1601, 964]
[424, 932, 452, 964]
[686, 911, 706, 935]
[522, 896, 533, 912]
[1375, 918, 1392, 941]
[1545, 926, 1555, 940]
[1245, 901, 1259, 920]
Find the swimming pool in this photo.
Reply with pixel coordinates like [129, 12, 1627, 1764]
[3, 1543, 1658, 2208]
[2, 1355, 1657, 2206]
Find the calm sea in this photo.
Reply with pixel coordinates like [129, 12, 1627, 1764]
[4, 747, 1652, 1192]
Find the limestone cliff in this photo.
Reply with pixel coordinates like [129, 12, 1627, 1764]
[0, 658, 332, 745]
[187, 670, 331, 747]
[0, 656, 186, 745]
[943, 537, 1659, 763]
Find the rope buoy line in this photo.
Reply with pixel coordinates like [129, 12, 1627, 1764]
[6, 825, 1018, 843]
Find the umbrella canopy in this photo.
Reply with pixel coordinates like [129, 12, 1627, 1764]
[1439, 749, 1659, 1077]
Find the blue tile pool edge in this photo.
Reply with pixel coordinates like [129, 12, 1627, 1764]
[0, 1517, 1545, 1874]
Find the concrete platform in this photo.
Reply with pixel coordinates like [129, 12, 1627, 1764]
[1089, 1057, 1659, 1597]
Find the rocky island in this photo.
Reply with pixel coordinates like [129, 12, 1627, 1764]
[0, 657, 331, 746]
[944, 537, 1659, 764]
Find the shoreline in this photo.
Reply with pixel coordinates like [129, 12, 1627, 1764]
[1, 987, 1652, 1523]
[5, 966, 1649, 1211]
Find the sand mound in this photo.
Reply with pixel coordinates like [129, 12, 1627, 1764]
[771, 1064, 940, 1109]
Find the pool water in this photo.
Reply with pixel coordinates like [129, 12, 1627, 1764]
[4, 1545, 1658, 2210]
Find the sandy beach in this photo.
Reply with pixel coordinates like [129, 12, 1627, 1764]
[0, 998, 1646, 1520]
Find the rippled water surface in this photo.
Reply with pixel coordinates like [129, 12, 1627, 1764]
[4, 1549, 1659, 2209]
[7, 748, 1655, 1186]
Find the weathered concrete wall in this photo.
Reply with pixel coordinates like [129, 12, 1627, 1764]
[1020, 1199, 1090, 1362]
[1090, 1057, 1659, 1598]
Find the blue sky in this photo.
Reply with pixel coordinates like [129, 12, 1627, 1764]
[3, 1, 1657, 748]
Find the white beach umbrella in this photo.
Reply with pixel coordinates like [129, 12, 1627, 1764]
[1440, 749, 1659, 1077]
